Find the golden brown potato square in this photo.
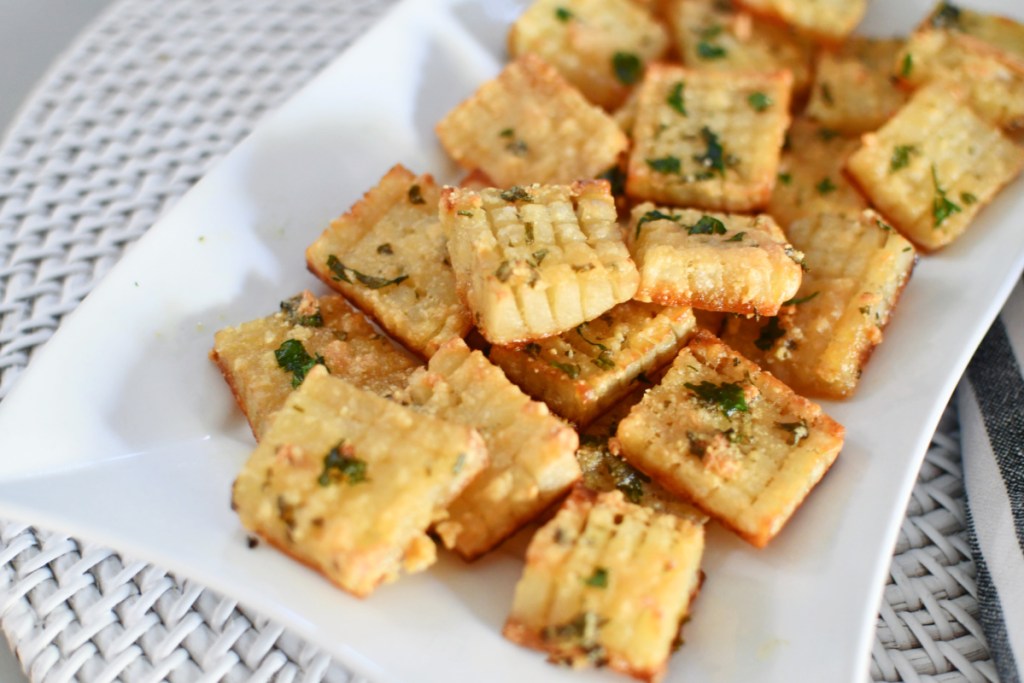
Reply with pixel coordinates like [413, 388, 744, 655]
[768, 117, 868, 228]
[400, 338, 580, 560]
[804, 37, 909, 134]
[440, 181, 639, 344]
[305, 165, 472, 357]
[509, 0, 669, 110]
[488, 301, 696, 426]
[577, 385, 709, 522]
[436, 54, 629, 187]
[231, 367, 488, 598]
[504, 487, 704, 682]
[734, 0, 867, 43]
[616, 330, 845, 547]
[625, 204, 803, 315]
[210, 291, 422, 439]
[626, 65, 792, 211]
[667, 0, 815, 98]
[896, 13, 1024, 134]
[845, 82, 1024, 251]
[721, 210, 917, 399]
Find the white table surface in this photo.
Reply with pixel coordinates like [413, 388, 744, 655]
[0, 3, 115, 679]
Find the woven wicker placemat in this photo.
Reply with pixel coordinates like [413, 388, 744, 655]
[0, 0, 999, 680]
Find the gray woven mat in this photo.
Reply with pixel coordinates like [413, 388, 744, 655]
[0, 0, 998, 680]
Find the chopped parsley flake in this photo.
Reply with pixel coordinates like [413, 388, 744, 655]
[635, 208, 680, 238]
[960, 191, 978, 205]
[612, 52, 643, 85]
[532, 248, 549, 265]
[555, 6, 573, 21]
[778, 172, 792, 185]
[408, 184, 425, 204]
[754, 317, 786, 351]
[816, 177, 837, 195]
[931, 2, 962, 29]
[318, 441, 368, 486]
[327, 255, 408, 289]
[524, 342, 542, 358]
[697, 41, 727, 59]
[901, 53, 914, 78]
[457, 210, 474, 217]
[890, 144, 917, 172]
[820, 82, 834, 106]
[376, 243, 394, 255]
[274, 339, 325, 388]
[783, 291, 819, 306]
[646, 155, 681, 174]
[684, 381, 749, 417]
[748, 92, 772, 112]
[726, 231, 746, 242]
[777, 420, 809, 446]
[668, 82, 687, 115]
[584, 567, 609, 588]
[931, 164, 962, 228]
[550, 360, 582, 379]
[501, 186, 533, 202]
[818, 128, 840, 141]
[598, 165, 626, 195]
[688, 215, 727, 235]
[694, 126, 726, 176]
[280, 295, 323, 327]
[577, 324, 616, 370]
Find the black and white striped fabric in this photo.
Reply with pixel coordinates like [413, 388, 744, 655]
[960, 277, 1024, 683]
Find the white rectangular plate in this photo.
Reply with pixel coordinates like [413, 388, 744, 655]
[0, 1, 1021, 681]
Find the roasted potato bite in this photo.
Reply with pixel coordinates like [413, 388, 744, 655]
[306, 165, 472, 357]
[210, 291, 422, 439]
[896, 4, 1024, 134]
[804, 37, 909, 134]
[667, 0, 815, 98]
[616, 331, 845, 547]
[504, 487, 705, 682]
[400, 339, 580, 561]
[436, 54, 629, 187]
[509, 0, 669, 110]
[625, 204, 803, 315]
[577, 385, 709, 522]
[721, 210, 917, 399]
[735, 0, 867, 43]
[440, 181, 639, 345]
[767, 117, 868, 229]
[232, 367, 488, 598]
[489, 301, 696, 427]
[626, 65, 792, 211]
[845, 82, 1024, 251]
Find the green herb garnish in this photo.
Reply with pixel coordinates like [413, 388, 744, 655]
[818, 128, 840, 141]
[612, 52, 643, 85]
[584, 568, 609, 588]
[408, 184, 425, 204]
[501, 186, 533, 202]
[274, 339, 325, 388]
[457, 210, 474, 217]
[931, 2, 962, 29]
[668, 82, 687, 115]
[783, 291, 819, 306]
[280, 295, 323, 327]
[778, 172, 792, 185]
[635, 208, 680, 238]
[776, 420, 809, 446]
[820, 83, 834, 106]
[495, 260, 513, 282]
[646, 155, 681, 174]
[816, 177, 837, 195]
[327, 255, 408, 289]
[890, 144, 917, 172]
[550, 360, 582, 379]
[555, 6, 573, 21]
[318, 441, 368, 486]
[960, 191, 978, 205]
[901, 53, 914, 78]
[931, 164, 961, 228]
[726, 231, 746, 242]
[598, 165, 626, 195]
[748, 91, 772, 112]
[697, 41, 727, 59]
[684, 381, 749, 417]
[694, 126, 726, 176]
[754, 317, 785, 351]
[577, 324, 616, 370]
[688, 215, 727, 235]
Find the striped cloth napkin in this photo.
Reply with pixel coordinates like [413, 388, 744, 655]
[960, 276, 1024, 683]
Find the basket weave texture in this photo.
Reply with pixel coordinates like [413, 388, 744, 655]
[0, 0, 999, 680]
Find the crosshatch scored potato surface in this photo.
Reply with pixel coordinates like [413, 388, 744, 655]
[440, 181, 639, 344]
